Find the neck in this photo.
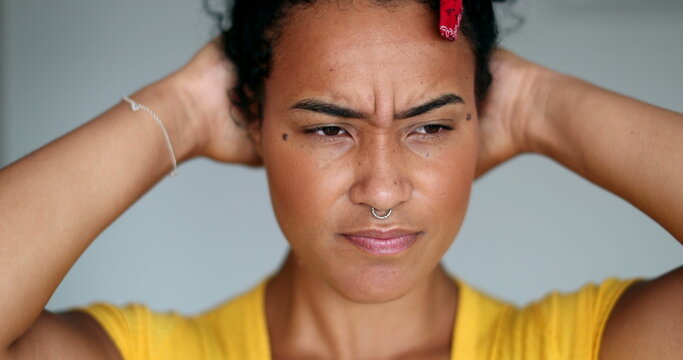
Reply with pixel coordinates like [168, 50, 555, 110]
[266, 252, 458, 360]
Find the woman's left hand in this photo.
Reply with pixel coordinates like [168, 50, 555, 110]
[474, 49, 548, 178]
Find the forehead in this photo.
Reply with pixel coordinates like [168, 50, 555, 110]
[267, 1, 476, 112]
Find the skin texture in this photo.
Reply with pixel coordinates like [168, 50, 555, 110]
[253, 3, 474, 357]
[259, 1, 476, 301]
[1, 2, 682, 360]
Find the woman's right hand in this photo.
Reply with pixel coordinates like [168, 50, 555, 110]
[170, 37, 262, 166]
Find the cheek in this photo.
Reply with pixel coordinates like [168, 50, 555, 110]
[416, 127, 478, 244]
[260, 121, 348, 245]
[434, 136, 477, 202]
[433, 157, 475, 232]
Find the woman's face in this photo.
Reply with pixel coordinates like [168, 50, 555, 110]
[256, 1, 478, 302]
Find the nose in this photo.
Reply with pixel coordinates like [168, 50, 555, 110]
[348, 135, 413, 212]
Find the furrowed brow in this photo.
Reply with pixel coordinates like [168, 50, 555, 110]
[290, 93, 464, 120]
[291, 99, 367, 119]
[395, 94, 464, 119]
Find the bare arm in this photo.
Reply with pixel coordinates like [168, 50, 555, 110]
[0, 78, 196, 359]
[530, 70, 683, 242]
[478, 51, 683, 242]
[0, 40, 257, 359]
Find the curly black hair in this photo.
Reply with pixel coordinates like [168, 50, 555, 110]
[222, 0, 508, 122]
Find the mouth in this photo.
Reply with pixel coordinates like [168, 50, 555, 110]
[340, 229, 422, 256]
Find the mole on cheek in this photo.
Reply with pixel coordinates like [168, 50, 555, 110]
[466, 113, 472, 121]
[282, 133, 289, 141]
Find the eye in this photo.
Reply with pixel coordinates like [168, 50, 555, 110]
[305, 126, 349, 137]
[412, 124, 453, 135]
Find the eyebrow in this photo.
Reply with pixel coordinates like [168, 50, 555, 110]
[290, 93, 464, 120]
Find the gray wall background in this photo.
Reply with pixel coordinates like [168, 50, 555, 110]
[1, 0, 681, 314]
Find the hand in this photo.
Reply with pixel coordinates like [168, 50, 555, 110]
[475, 49, 549, 178]
[171, 37, 261, 166]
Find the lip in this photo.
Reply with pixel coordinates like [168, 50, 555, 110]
[341, 229, 421, 256]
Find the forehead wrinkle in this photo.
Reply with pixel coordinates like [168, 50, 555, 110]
[291, 98, 367, 119]
[268, 0, 474, 123]
[289, 89, 464, 125]
[275, 0, 442, 61]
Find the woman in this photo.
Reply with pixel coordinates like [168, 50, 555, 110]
[0, 0, 681, 359]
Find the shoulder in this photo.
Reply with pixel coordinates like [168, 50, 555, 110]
[6, 310, 121, 360]
[79, 302, 214, 359]
[600, 266, 683, 360]
[467, 277, 638, 360]
[77, 280, 269, 360]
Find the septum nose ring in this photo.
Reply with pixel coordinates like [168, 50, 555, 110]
[371, 207, 392, 220]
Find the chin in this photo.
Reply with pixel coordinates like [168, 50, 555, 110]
[324, 263, 426, 304]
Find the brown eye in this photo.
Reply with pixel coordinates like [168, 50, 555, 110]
[321, 126, 343, 136]
[305, 126, 348, 137]
[423, 125, 442, 134]
[413, 124, 453, 135]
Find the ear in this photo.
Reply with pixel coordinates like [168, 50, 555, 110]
[247, 118, 263, 158]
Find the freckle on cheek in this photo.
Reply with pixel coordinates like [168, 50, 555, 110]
[466, 114, 472, 121]
[282, 133, 289, 141]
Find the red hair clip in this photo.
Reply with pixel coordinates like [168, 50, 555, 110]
[439, 0, 464, 41]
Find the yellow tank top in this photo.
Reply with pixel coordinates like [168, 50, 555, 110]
[80, 277, 636, 359]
